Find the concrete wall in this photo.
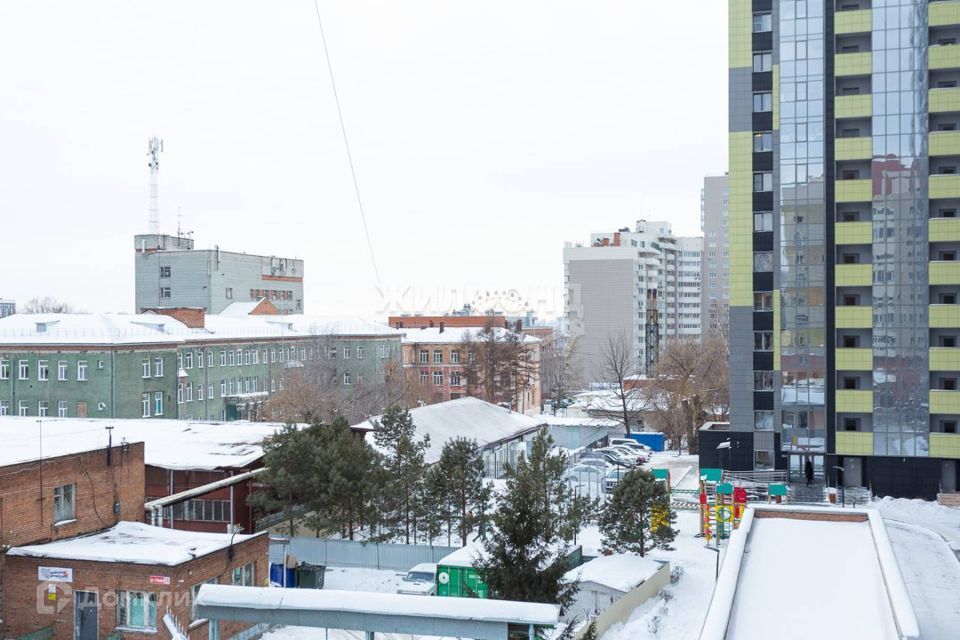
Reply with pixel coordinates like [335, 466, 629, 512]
[572, 561, 671, 639]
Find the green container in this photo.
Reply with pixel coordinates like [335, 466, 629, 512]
[436, 564, 489, 598]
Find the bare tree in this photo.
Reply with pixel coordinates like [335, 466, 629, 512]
[597, 333, 647, 434]
[542, 335, 581, 412]
[646, 335, 729, 454]
[22, 297, 75, 313]
[460, 319, 538, 410]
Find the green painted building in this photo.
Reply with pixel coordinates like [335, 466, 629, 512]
[0, 311, 402, 421]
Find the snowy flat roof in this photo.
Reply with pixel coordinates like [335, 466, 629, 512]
[540, 416, 620, 428]
[562, 553, 662, 593]
[400, 326, 539, 344]
[0, 416, 295, 470]
[355, 397, 546, 465]
[7, 521, 264, 566]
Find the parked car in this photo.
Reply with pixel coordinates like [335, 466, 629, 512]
[607, 445, 646, 466]
[572, 458, 613, 474]
[581, 450, 624, 468]
[604, 468, 632, 493]
[597, 447, 641, 468]
[609, 438, 653, 456]
[397, 563, 438, 596]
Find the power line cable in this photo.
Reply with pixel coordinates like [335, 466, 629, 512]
[311, 0, 382, 289]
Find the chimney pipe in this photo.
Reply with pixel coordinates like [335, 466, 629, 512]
[439, 321, 444, 333]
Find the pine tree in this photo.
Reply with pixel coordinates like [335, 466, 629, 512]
[433, 438, 487, 546]
[249, 423, 323, 535]
[372, 405, 430, 543]
[599, 468, 676, 557]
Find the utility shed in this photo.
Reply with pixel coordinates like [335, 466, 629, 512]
[562, 554, 665, 621]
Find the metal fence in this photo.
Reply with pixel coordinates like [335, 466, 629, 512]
[269, 537, 460, 572]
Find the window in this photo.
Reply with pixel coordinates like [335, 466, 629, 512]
[753, 131, 773, 152]
[18, 401, 28, 416]
[159, 266, 171, 278]
[843, 376, 860, 390]
[754, 371, 774, 391]
[220, 379, 227, 396]
[225, 287, 233, 300]
[37, 360, 48, 381]
[753, 172, 773, 192]
[38, 400, 48, 417]
[58, 400, 67, 418]
[754, 292, 773, 311]
[220, 350, 227, 366]
[53, 483, 76, 522]
[941, 378, 958, 391]
[941, 336, 958, 348]
[468, 351, 476, 363]
[754, 411, 774, 430]
[379, 344, 388, 359]
[752, 12, 771, 32]
[142, 359, 151, 378]
[152, 391, 163, 416]
[160, 287, 171, 299]
[153, 357, 164, 377]
[357, 346, 365, 360]
[77, 361, 88, 381]
[244, 349, 251, 365]
[0, 359, 7, 380]
[190, 579, 218, 621]
[433, 371, 443, 385]
[177, 384, 184, 404]
[343, 346, 352, 359]
[843, 418, 860, 432]
[141, 393, 151, 417]
[433, 350, 442, 363]
[944, 420, 958, 434]
[18, 360, 29, 380]
[186, 383, 193, 402]
[941, 293, 957, 305]
[184, 352, 193, 369]
[328, 345, 337, 359]
[343, 371, 352, 385]
[419, 370, 429, 384]
[197, 383, 204, 401]
[117, 591, 158, 630]
[450, 350, 460, 364]
[754, 211, 773, 232]
[208, 350, 214, 367]
[941, 251, 957, 261]
[753, 91, 772, 112]
[754, 252, 774, 272]
[252, 349, 259, 365]
[228, 350, 236, 366]
[842, 335, 861, 348]
[451, 372, 462, 386]
[419, 350, 429, 364]
[0, 401, 8, 416]
[752, 51, 772, 72]
[754, 331, 773, 351]
[197, 350, 205, 369]
[232, 563, 255, 587]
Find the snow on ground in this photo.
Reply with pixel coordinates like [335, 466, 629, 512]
[601, 510, 716, 640]
[874, 496, 960, 550]
[322, 567, 406, 593]
[887, 520, 960, 640]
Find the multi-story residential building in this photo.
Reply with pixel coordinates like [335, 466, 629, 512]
[400, 325, 542, 412]
[701, 174, 730, 337]
[134, 233, 305, 314]
[564, 220, 702, 380]
[0, 299, 14, 318]
[0, 309, 402, 422]
[713, 0, 960, 498]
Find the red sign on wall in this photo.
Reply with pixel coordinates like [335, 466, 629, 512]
[149, 575, 170, 585]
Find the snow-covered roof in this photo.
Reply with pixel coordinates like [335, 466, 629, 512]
[539, 416, 620, 428]
[0, 312, 401, 346]
[0, 416, 295, 470]
[401, 326, 539, 345]
[355, 397, 546, 465]
[7, 521, 264, 566]
[438, 542, 487, 568]
[219, 300, 265, 316]
[562, 553, 662, 593]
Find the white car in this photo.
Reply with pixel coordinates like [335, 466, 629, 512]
[607, 445, 646, 466]
[609, 438, 653, 457]
[397, 563, 437, 596]
[599, 446, 641, 468]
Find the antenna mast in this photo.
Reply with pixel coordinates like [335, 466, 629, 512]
[147, 136, 164, 233]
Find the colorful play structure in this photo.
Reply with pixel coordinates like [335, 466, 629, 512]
[696, 468, 789, 541]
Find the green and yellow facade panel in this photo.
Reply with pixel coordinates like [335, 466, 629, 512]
[930, 347, 960, 371]
[729, 0, 752, 68]
[930, 174, 960, 199]
[729, 132, 754, 308]
[930, 131, 960, 157]
[836, 305, 873, 328]
[930, 433, 960, 459]
[835, 52, 872, 77]
[931, 1, 960, 27]
[931, 389, 960, 414]
[930, 44, 960, 71]
[835, 137, 872, 161]
[930, 261, 960, 286]
[835, 431, 874, 456]
[836, 389, 873, 413]
[835, 221, 872, 244]
[836, 263, 873, 287]
[835, 9, 871, 34]
[836, 348, 873, 371]
[931, 217, 960, 242]
[835, 94, 871, 119]
[836, 179, 872, 202]
[931, 304, 960, 328]
[930, 87, 960, 113]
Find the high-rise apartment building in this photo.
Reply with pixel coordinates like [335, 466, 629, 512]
[564, 221, 702, 380]
[134, 234, 305, 314]
[716, 0, 960, 498]
[701, 175, 730, 336]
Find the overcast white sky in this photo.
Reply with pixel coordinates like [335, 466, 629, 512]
[0, 1, 727, 319]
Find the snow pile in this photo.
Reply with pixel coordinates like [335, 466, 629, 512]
[874, 496, 960, 551]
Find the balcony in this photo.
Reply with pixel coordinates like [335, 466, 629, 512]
[930, 261, 960, 285]
[836, 348, 873, 371]
[835, 52, 872, 77]
[835, 221, 872, 244]
[931, 131, 960, 157]
[835, 431, 873, 456]
[931, 1, 960, 28]
[931, 217, 960, 242]
[931, 304, 960, 328]
[930, 87, 960, 113]
[836, 178, 872, 202]
[930, 174, 960, 199]
[835, 9, 871, 34]
[930, 432, 960, 459]
[930, 44, 960, 71]
[836, 389, 873, 413]
[931, 389, 960, 413]
[836, 305, 873, 328]
[836, 263, 872, 287]
[835, 94, 872, 119]
[835, 137, 872, 161]
[931, 347, 960, 371]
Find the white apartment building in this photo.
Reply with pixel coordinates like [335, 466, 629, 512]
[700, 175, 730, 337]
[564, 220, 703, 381]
